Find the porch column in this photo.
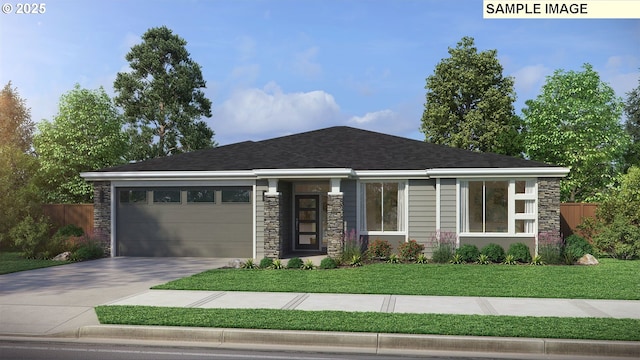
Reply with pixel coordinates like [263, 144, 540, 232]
[537, 177, 561, 256]
[263, 179, 283, 258]
[326, 178, 344, 258]
[92, 181, 112, 256]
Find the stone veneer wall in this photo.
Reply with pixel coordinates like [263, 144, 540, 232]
[93, 181, 112, 255]
[263, 194, 283, 258]
[326, 194, 344, 258]
[538, 178, 561, 235]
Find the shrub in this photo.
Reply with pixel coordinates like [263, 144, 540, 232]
[287, 257, 303, 269]
[592, 215, 640, 260]
[398, 240, 424, 261]
[259, 257, 274, 269]
[341, 229, 365, 264]
[241, 259, 256, 269]
[349, 254, 363, 267]
[480, 243, 505, 263]
[366, 238, 392, 260]
[70, 240, 104, 261]
[10, 215, 52, 259]
[530, 254, 544, 265]
[507, 242, 532, 263]
[563, 234, 594, 263]
[456, 244, 480, 263]
[415, 253, 428, 264]
[271, 259, 284, 269]
[301, 259, 315, 270]
[319, 257, 337, 269]
[449, 253, 463, 264]
[387, 253, 400, 264]
[54, 224, 84, 238]
[429, 230, 456, 264]
[538, 231, 564, 265]
[503, 254, 517, 265]
[477, 254, 490, 265]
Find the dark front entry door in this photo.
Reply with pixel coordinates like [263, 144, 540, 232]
[295, 195, 320, 250]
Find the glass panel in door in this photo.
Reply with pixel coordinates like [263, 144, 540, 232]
[295, 195, 320, 250]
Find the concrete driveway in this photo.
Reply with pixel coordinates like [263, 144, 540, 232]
[0, 257, 231, 336]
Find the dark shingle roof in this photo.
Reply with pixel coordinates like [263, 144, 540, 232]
[99, 126, 554, 172]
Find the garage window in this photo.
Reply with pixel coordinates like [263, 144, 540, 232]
[221, 188, 251, 203]
[187, 188, 215, 203]
[119, 190, 147, 204]
[153, 189, 181, 203]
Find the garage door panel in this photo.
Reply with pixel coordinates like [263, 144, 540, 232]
[117, 187, 253, 257]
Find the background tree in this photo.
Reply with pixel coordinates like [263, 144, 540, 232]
[420, 36, 522, 156]
[114, 26, 215, 161]
[523, 64, 629, 202]
[0, 81, 34, 152]
[34, 85, 127, 203]
[0, 82, 40, 248]
[623, 75, 640, 171]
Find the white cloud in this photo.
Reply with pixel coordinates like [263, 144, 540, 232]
[349, 109, 395, 125]
[603, 55, 640, 98]
[213, 82, 341, 144]
[512, 64, 551, 94]
[293, 47, 322, 79]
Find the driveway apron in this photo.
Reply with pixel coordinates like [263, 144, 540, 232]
[0, 257, 230, 336]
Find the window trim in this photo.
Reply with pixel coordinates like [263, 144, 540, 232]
[358, 180, 407, 235]
[458, 178, 537, 237]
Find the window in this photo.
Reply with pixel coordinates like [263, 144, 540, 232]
[360, 182, 405, 232]
[221, 188, 251, 203]
[187, 188, 215, 203]
[119, 190, 147, 204]
[460, 180, 536, 234]
[153, 189, 181, 203]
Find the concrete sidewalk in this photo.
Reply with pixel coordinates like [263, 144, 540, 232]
[105, 290, 640, 319]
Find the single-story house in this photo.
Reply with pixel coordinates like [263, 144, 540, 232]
[81, 126, 569, 259]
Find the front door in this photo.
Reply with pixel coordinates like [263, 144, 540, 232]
[295, 195, 320, 250]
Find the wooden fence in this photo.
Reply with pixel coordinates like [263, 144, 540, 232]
[42, 204, 94, 235]
[560, 203, 598, 238]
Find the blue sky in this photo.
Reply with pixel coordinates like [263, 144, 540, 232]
[1, 0, 639, 145]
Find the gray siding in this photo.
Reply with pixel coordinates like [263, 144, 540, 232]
[342, 179, 357, 233]
[408, 179, 436, 249]
[116, 188, 252, 257]
[439, 179, 457, 232]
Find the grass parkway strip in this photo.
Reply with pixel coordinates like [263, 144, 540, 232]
[95, 306, 640, 342]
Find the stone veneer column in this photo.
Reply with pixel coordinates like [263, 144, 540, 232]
[92, 181, 112, 256]
[263, 194, 283, 258]
[326, 193, 344, 258]
[537, 178, 561, 235]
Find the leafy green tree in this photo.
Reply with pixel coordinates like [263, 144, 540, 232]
[114, 26, 215, 161]
[523, 64, 629, 202]
[0, 81, 34, 153]
[623, 75, 640, 170]
[34, 85, 127, 203]
[421, 36, 522, 156]
[0, 82, 40, 249]
[0, 144, 40, 249]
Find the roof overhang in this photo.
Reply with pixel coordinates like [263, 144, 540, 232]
[426, 167, 570, 179]
[81, 167, 570, 182]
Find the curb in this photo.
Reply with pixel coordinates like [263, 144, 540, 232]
[78, 325, 640, 358]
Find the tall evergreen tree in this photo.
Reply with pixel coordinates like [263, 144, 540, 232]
[420, 36, 522, 156]
[623, 75, 640, 170]
[114, 26, 215, 161]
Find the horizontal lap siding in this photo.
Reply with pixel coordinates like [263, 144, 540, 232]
[460, 236, 535, 257]
[440, 179, 457, 233]
[255, 180, 268, 259]
[408, 179, 436, 249]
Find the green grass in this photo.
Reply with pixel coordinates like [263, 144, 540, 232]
[95, 306, 640, 341]
[0, 252, 71, 274]
[154, 258, 640, 300]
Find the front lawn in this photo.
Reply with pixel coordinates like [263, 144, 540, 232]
[0, 252, 71, 275]
[95, 306, 640, 341]
[154, 258, 640, 300]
